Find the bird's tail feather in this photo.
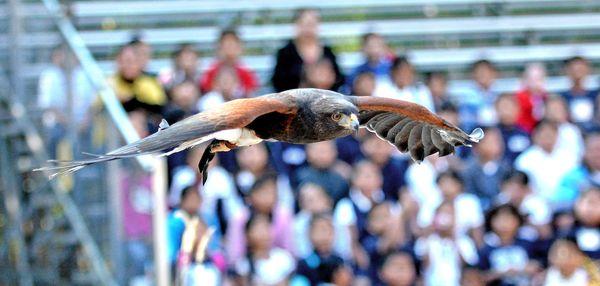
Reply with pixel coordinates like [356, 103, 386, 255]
[34, 154, 120, 179]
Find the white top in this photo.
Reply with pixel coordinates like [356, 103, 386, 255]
[555, 122, 584, 162]
[418, 193, 484, 237]
[415, 234, 478, 286]
[197, 91, 225, 111]
[374, 79, 435, 111]
[38, 66, 95, 124]
[544, 267, 588, 286]
[235, 248, 296, 285]
[515, 146, 578, 207]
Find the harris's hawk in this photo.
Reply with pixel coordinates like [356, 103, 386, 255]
[37, 88, 484, 182]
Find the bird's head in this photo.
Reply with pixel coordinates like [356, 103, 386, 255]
[309, 92, 360, 139]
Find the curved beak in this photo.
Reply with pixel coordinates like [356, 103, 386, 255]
[338, 113, 360, 131]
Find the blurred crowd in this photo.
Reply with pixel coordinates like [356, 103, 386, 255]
[37, 8, 600, 286]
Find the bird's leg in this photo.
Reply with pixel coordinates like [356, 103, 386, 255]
[198, 140, 237, 185]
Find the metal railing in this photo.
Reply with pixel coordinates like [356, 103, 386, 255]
[40, 0, 170, 285]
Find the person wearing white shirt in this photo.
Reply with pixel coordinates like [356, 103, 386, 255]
[515, 120, 579, 209]
[415, 201, 479, 286]
[373, 56, 435, 111]
[545, 95, 585, 162]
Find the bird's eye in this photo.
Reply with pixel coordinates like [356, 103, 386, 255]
[331, 113, 342, 121]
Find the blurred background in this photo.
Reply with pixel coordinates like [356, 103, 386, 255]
[1, 0, 600, 285]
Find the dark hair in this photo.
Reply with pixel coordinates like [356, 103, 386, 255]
[309, 212, 333, 230]
[502, 169, 529, 186]
[180, 185, 199, 203]
[484, 204, 524, 232]
[380, 249, 415, 271]
[172, 43, 196, 58]
[439, 101, 458, 113]
[494, 92, 515, 106]
[293, 8, 318, 22]
[532, 119, 559, 134]
[361, 32, 381, 46]
[391, 56, 411, 71]
[435, 170, 464, 185]
[471, 59, 496, 72]
[219, 28, 240, 42]
[563, 56, 588, 66]
[425, 71, 447, 83]
[248, 173, 278, 195]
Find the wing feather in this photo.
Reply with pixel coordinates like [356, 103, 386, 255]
[36, 96, 295, 178]
[349, 96, 483, 161]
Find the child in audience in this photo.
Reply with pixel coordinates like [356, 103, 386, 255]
[233, 214, 296, 285]
[479, 204, 541, 286]
[226, 175, 294, 263]
[295, 213, 345, 285]
[378, 251, 417, 286]
[543, 239, 589, 286]
[293, 183, 334, 258]
[415, 201, 479, 286]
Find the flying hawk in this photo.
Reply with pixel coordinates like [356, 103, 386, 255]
[36, 88, 484, 182]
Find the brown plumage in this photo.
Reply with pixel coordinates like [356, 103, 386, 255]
[36, 88, 483, 181]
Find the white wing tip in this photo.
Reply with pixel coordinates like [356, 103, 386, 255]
[468, 128, 485, 142]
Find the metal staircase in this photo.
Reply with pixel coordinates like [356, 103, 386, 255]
[0, 80, 117, 284]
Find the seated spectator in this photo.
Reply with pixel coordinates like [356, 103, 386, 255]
[38, 45, 95, 157]
[168, 147, 240, 220]
[159, 44, 201, 93]
[293, 183, 334, 258]
[300, 58, 338, 90]
[334, 161, 385, 268]
[495, 93, 531, 163]
[463, 127, 512, 211]
[361, 133, 409, 201]
[199, 29, 258, 97]
[271, 8, 344, 92]
[461, 267, 485, 286]
[565, 187, 600, 260]
[425, 71, 453, 113]
[479, 204, 541, 286]
[295, 213, 345, 285]
[226, 175, 294, 263]
[293, 141, 350, 203]
[496, 170, 552, 241]
[543, 239, 589, 286]
[418, 171, 484, 246]
[560, 56, 597, 126]
[335, 129, 365, 165]
[515, 63, 548, 133]
[515, 120, 579, 208]
[197, 66, 239, 111]
[163, 81, 199, 124]
[233, 214, 296, 285]
[167, 186, 222, 266]
[345, 32, 392, 92]
[129, 35, 153, 76]
[110, 44, 166, 118]
[405, 154, 447, 212]
[235, 143, 294, 210]
[415, 201, 479, 286]
[559, 132, 600, 203]
[362, 202, 407, 282]
[378, 251, 417, 286]
[352, 72, 376, 97]
[544, 95, 584, 162]
[456, 59, 499, 131]
[374, 56, 435, 111]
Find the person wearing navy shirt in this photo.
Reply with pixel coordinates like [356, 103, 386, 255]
[295, 213, 346, 285]
[560, 56, 598, 126]
[361, 133, 409, 201]
[344, 33, 393, 93]
[495, 93, 531, 163]
[479, 204, 541, 286]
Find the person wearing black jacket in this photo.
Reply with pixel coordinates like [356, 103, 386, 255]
[271, 8, 344, 92]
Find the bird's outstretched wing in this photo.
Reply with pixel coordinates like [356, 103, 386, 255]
[35, 96, 295, 179]
[348, 96, 484, 162]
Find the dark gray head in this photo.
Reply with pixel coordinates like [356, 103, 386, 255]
[303, 89, 360, 139]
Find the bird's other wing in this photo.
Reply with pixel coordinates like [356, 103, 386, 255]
[35, 96, 295, 179]
[347, 96, 484, 162]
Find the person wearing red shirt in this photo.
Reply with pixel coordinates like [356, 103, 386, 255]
[515, 63, 548, 133]
[199, 29, 259, 98]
